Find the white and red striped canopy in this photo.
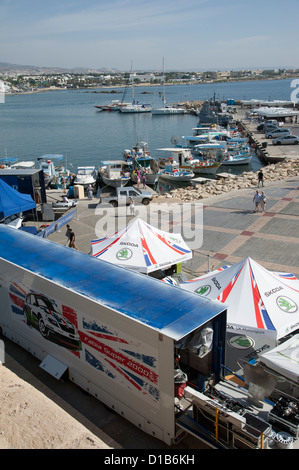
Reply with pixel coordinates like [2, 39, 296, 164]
[180, 257, 299, 341]
[91, 217, 192, 274]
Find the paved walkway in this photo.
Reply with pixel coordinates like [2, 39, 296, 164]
[46, 176, 299, 277]
[184, 177, 299, 277]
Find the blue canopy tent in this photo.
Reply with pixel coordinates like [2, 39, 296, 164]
[0, 178, 36, 219]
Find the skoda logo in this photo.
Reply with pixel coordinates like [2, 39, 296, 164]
[228, 335, 255, 350]
[194, 285, 211, 296]
[276, 296, 297, 313]
[116, 248, 133, 261]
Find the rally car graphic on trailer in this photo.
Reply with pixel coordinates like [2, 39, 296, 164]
[23, 293, 82, 351]
[9, 282, 82, 351]
[8, 282, 159, 405]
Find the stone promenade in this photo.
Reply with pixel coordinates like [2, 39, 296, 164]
[46, 175, 299, 278]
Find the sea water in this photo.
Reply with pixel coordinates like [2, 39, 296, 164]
[0, 78, 295, 174]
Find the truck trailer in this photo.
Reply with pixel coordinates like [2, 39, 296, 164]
[0, 225, 226, 446]
[1, 225, 297, 449]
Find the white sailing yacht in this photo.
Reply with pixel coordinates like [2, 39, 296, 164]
[120, 63, 152, 113]
[152, 59, 186, 115]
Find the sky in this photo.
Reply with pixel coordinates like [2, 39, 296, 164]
[0, 0, 299, 71]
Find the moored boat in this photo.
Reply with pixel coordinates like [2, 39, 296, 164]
[159, 161, 194, 182]
[152, 59, 186, 115]
[220, 154, 253, 166]
[152, 106, 186, 115]
[120, 103, 152, 113]
[73, 166, 98, 187]
[37, 154, 66, 187]
[123, 143, 162, 185]
[99, 160, 131, 188]
[95, 100, 131, 112]
[157, 147, 220, 176]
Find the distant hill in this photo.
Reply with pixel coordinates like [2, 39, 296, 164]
[0, 62, 120, 74]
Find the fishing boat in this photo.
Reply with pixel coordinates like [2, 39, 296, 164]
[73, 166, 98, 187]
[159, 161, 194, 182]
[123, 143, 162, 185]
[99, 160, 131, 188]
[157, 147, 221, 176]
[0, 157, 19, 169]
[37, 154, 66, 187]
[193, 141, 228, 157]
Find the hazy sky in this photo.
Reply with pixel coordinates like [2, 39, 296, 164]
[1, 0, 299, 71]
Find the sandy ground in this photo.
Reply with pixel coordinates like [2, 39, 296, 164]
[0, 360, 120, 450]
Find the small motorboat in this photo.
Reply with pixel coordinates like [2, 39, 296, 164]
[159, 162, 194, 182]
[52, 197, 79, 209]
[220, 154, 253, 166]
[73, 166, 97, 187]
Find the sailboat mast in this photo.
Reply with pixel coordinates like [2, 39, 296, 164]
[162, 58, 165, 109]
[130, 60, 135, 104]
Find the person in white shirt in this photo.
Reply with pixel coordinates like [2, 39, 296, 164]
[253, 190, 261, 212]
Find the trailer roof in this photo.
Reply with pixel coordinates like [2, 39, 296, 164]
[0, 225, 225, 341]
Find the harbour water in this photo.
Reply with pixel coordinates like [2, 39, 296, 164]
[0, 78, 295, 177]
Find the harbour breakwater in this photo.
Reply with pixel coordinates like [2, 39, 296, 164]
[154, 159, 299, 202]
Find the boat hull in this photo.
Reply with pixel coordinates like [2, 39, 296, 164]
[159, 173, 194, 182]
[120, 105, 152, 113]
[192, 164, 220, 175]
[220, 156, 253, 166]
[159, 160, 219, 176]
[101, 175, 130, 188]
[131, 173, 160, 185]
[152, 108, 186, 115]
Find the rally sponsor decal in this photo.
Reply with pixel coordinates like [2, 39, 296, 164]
[228, 335, 255, 350]
[276, 296, 297, 313]
[81, 317, 160, 404]
[116, 248, 133, 261]
[194, 285, 211, 296]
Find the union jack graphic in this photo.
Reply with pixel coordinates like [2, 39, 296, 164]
[81, 317, 160, 403]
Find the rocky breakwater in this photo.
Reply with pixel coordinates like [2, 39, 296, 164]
[154, 159, 299, 203]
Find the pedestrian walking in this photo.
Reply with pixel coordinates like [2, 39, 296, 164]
[253, 190, 261, 212]
[258, 170, 264, 188]
[260, 191, 267, 213]
[61, 176, 66, 193]
[65, 224, 72, 246]
[142, 173, 146, 188]
[69, 228, 78, 250]
[137, 170, 141, 188]
[129, 197, 135, 216]
[87, 184, 93, 200]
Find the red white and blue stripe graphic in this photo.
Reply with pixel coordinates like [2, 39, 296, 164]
[91, 218, 191, 271]
[81, 318, 160, 403]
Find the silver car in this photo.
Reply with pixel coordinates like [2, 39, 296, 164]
[265, 128, 290, 139]
[272, 134, 299, 145]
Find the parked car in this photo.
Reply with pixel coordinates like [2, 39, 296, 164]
[23, 292, 82, 350]
[265, 128, 291, 139]
[257, 121, 279, 132]
[272, 135, 299, 145]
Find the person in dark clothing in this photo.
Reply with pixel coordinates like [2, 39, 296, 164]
[258, 170, 264, 187]
[69, 229, 78, 250]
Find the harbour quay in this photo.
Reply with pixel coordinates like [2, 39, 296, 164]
[235, 105, 299, 164]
